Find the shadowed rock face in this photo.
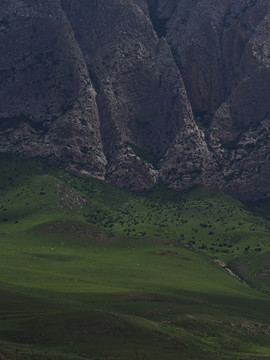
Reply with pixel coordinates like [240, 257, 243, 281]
[150, 0, 270, 200]
[60, 0, 208, 190]
[0, 0, 106, 177]
[0, 0, 270, 200]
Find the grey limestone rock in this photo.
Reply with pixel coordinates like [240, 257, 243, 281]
[1, 0, 270, 200]
[0, 0, 106, 178]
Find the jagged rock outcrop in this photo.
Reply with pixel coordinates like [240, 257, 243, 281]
[61, 0, 210, 190]
[153, 0, 270, 200]
[0, 0, 270, 200]
[0, 0, 106, 177]
[208, 1, 270, 200]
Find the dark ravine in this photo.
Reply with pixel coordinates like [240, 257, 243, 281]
[0, 0, 269, 200]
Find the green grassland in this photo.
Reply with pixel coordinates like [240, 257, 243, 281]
[0, 154, 270, 360]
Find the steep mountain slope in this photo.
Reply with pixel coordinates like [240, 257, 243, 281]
[0, 0, 106, 177]
[61, 0, 213, 191]
[152, 0, 270, 200]
[0, 0, 269, 200]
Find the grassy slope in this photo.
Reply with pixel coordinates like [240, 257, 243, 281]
[0, 155, 270, 360]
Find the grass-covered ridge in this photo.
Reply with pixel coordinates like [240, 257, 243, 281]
[0, 154, 270, 360]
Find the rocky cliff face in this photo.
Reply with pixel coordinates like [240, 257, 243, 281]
[0, 0, 269, 200]
[0, 0, 106, 177]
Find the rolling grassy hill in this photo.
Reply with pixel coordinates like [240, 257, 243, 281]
[0, 154, 270, 360]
